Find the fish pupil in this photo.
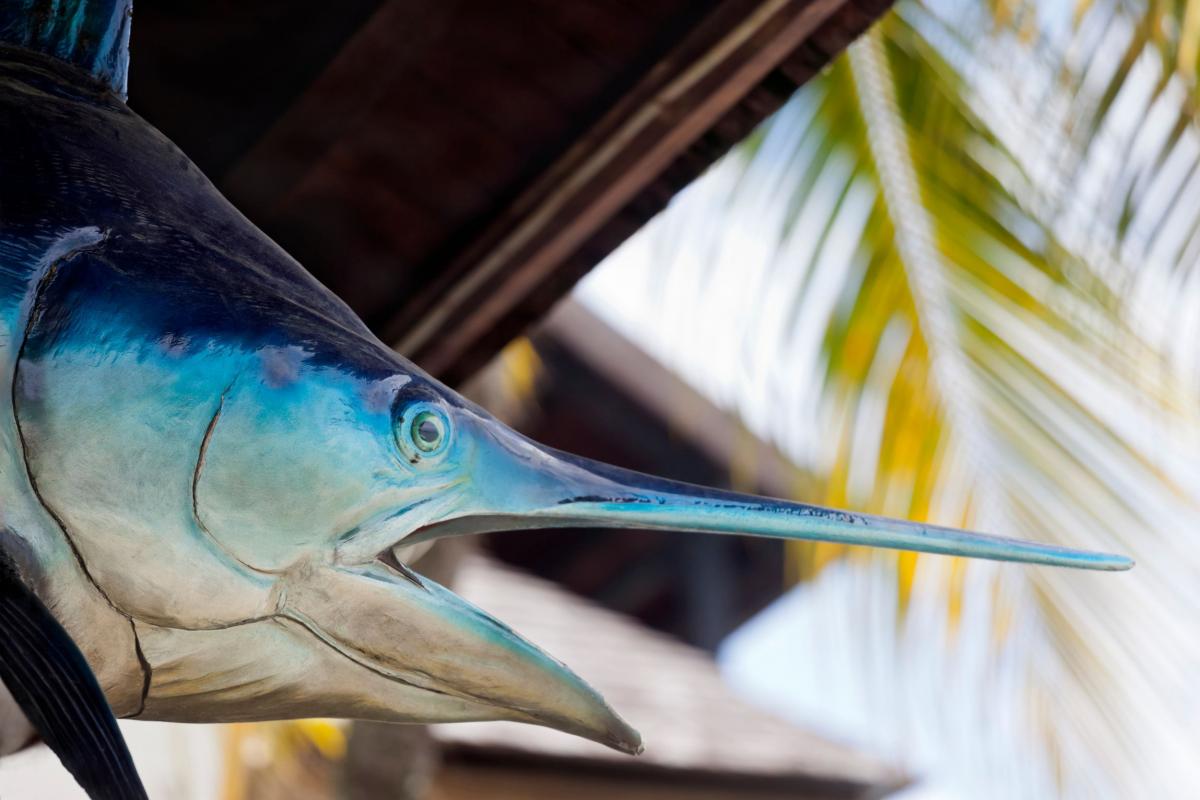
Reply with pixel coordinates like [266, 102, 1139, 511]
[413, 413, 443, 450]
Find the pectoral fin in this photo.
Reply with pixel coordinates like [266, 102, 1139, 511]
[0, 552, 147, 800]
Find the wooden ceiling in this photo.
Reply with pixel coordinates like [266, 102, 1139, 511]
[128, 0, 891, 384]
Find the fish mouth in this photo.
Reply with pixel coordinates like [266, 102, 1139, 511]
[334, 487, 465, 566]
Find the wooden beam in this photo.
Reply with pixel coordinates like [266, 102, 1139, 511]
[389, 0, 891, 383]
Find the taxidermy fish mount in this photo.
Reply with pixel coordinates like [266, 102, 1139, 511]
[0, 1, 1131, 797]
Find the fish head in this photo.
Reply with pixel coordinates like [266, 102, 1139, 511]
[170, 322, 1128, 747]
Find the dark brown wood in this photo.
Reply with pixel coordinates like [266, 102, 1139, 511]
[128, 0, 384, 178]
[213, 0, 715, 334]
[388, 0, 887, 383]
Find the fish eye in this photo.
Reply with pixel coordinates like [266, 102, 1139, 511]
[395, 400, 452, 461]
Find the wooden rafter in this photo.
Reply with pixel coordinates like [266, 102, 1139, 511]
[391, 0, 890, 382]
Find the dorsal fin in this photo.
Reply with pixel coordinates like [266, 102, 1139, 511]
[0, 0, 132, 98]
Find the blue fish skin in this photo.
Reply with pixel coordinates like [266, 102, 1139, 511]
[0, 49, 430, 620]
[0, 45, 445, 634]
[0, 46, 402, 380]
[0, 45, 644, 757]
[0, 0, 131, 97]
[0, 43, 159, 775]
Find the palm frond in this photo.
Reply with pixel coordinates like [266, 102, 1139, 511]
[578, 0, 1200, 796]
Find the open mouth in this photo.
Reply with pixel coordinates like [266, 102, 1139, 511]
[334, 487, 464, 566]
[376, 546, 425, 588]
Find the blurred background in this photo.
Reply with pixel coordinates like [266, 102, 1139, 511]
[3, 0, 1199, 797]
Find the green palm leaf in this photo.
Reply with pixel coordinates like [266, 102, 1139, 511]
[578, 0, 1200, 796]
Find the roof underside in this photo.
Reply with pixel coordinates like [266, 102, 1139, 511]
[129, 0, 892, 384]
[435, 554, 906, 796]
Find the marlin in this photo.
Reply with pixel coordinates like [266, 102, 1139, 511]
[0, 2, 1131, 798]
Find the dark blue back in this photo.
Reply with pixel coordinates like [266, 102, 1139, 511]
[0, 45, 406, 379]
